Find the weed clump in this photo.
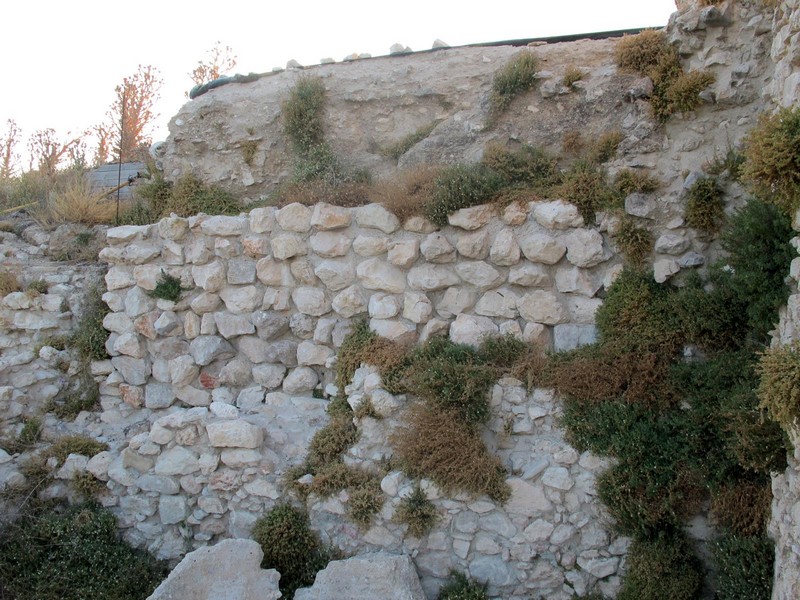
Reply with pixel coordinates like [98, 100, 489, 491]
[0, 269, 21, 296]
[148, 270, 189, 303]
[122, 174, 240, 222]
[617, 533, 703, 600]
[438, 571, 488, 600]
[613, 218, 652, 265]
[425, 165, 504, 227]
[69, 286, 109, 362]
[241, 140, 258, 166]
[282, 76, 327, 155]
[47, 435, 108, 464]
[0, 503, 167, 600]
[489, 52, 538, 117]
[614, 169, 660, 196]
[587, 131, 623, 164]
[252, 504, 331, 599]
[26, 279, 49, 295]
[757, 342, 800, 433]
[713, 532, 774, 600]
[685, 175, 724, 233]
[2, 417, 43, 454]
[481, 143, 560, 196]
[741, 106, 800, 213]
[383, 122, 438, 160]
[554, 160, 618, 222]
[373, 167, 440, 222]
[395, 482, 438, 537]
[562, 65, 584, 87]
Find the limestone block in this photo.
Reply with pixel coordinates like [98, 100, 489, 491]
[283, 367, 318, 393]
[185, 237, 213, 264]
[103, 312, 133, 334]
[403, 216, 436, 233]
[357, 258, 406, 293]
[519, 233, 567, 264]
[555, 267, 601, 296]
[475, 289, 518, 318]
[250, 207, 277, 233]
[532, 200, 584, 229]
[190, 336, 236, 366]
[369, 293, 401, 319]
[270, 234, 307, 260]
[310, 232, 352, 257]
[420, 233, 456, 263]
[455, 230, 490, 259]
[154, 311, 181, 336]
[111, 356, 150, 385]
[455, 261, 504, 291]
[292, 287, 331, 316]
[448, 204, 494, 230]
[332, 286, 368, 317]
[314, 260, 356, 291]
[206, 420, 264, 449]
[654, 258, 680, 283]
[388, 239, 420, 268]
[190, 292, 221, 314]
[553, 324, 597, 352]
[192, 261, 226, 292]
[252, 311, 289, 340]
[200, 216, 248, 236]
[370, 318, 417, 342]
[155, 446, 200, 475]
[220, 285, 261, 314]
[625, 193, 657, 219]
[505, 477, 552, 517]
[403, 291, 433, 323]
[489, 228, 521, 266]
[564, 229, 607, 268]
[146, 539, 281, 600]
[227, 258, 257, 284]
[518, 291, 567, 325]
[276, 202, 312, 232]
[297, 340, 334, 366]
[255, 258, 294, 287]
[407, 265, 459, 291]
[124, 286, 156, 317]
[355, 204, 400, 233]
[107, 224, 149, 243]
[252, 364, 286, 389]
[158, 216, 189, 240]
[123, 243, 162, 264]
[436, 288, 477, 318]
[353, 235, 388, 257]
[311, 203, 352, 230]
[509, 263, 551, 287]
[449, 314, 498, 346]
[220, 359, 253, 386]
[170, 355, 199, 387]
[654, 232, 690, 255]
[242, 236, 270, 258]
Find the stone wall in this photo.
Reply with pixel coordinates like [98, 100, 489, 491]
[94, 201, 635, 598]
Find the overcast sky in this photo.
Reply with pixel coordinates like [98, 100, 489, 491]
[1, 0, 676, 163]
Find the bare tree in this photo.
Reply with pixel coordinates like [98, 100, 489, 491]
[92, 123, 112, 166]
[1, 119, 20, 179]
[189, 42, 237, 88]
[107, 64, 163, 162]
[28, 128, 84, 178]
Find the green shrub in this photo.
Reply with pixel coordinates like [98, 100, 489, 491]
[2, 417, 43, 453]
[282, 76, 327, 156]
[305, 416, 359, 473]
[148, 270, 189, 303]
[383, 122, 438, 160]
[741, 106, 800, 213]
[489, 52, 538, 116]
[757, 342, 800, 432]
[710, 478, 772, 537]
[720, 199, 794, 343]
[654, 68, 715, 121]
[613, 218, 651, 265]
[587, 131, 623, 164]
[346, 478, 384, 529]
[46, 435, 108, 464]
[26, 279, 49, 295]
[252, 504, 331, 599]
[714, 532, 774, 600]
[706, 146, 745, 181]
[164, 174, 240, 217]
[616, 30, 674, 76]
[476, 333, 527, 370]
[405, 336, 497, 426]
[425, 164, 504, 227]
[69, 286, 109, 362]
[617, 533, 703, 600]
[393, 405, 510, 503]
[554, 160, 618, 222]
[335, 320, 378, 392]
[685, 175, 724, 233]
[395, 482, 438, 537]
[0, 503, 167, 600]
[480, 143, 560, 195]
[438, 571, 488, 600]
[613, 169, 660, 196]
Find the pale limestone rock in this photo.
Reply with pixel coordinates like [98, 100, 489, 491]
[206, 420, 264, 448]
[170, 355, 199, 386]
[244, 479, 280, 498]
[509, 263, 550, 287]
[356, 204, 401, 233]
[276, 202, 312, 232]
[190, 292, 221, 314]
[404, 216, 436, 233]
[455, 261, 504, 290]
[310, 232, 352, 257]
[449, 314, 498, 346]
[297, 340, 334, 366]
[56, 453, 89, 480]
[190, 336, 236, 366]
[155, 446, 200, 475]
[133, 264, 163, 290]
[369, 293, 401, 319]
[502, 200, 528, 225]
[227, 258, 257, 284]
[489, 228, 521, 266]
[475, 289, 518, 318]
[420, 233, 456, 263]
[294, 553, 425, 600]
[553, 324, 597, 352]
[314, 260, 355, 291]
[519, 233, 567, 264]
[506, 478, 552, 517]
[252, 311, 289, 340]
[125, 286, 156, 317]
[104, 312, 133, 333]
[291, 259, 317, 286]
[448, 204, 494, 230]
[124, 243, 162, 264]
[332, 285, 368, 317]
[403, 291, 433, 323]
[455, 229, 490, 259]
[220, 285, 261, 313]
[185, 237, 213, 264]
[220, 360, 254, 388]
[145, 383, 176, 409]
[215, 237, 241, 259]
[654, 232, 690, 255]
[105, 266, 135, 290]
[357, 258, 406, 293]
[252, 364, 286, 388]
[158, 216, 189, 240]
[577, 556, 619, 579]
[420, 318, 449, 343]
[408, 264, 459, 291]
[255, 258, 294, 287]
[263, 288, 291, 311]
[565, 296, 603, 324]
[518, 291, 566, 325]
[436, 288, 477, 318]
[290, 313, 315, 339]
[311, 203, 352, 230]
[154, 311, 181, 336]
[107, 224, 149, 243]
[242, 236, 270, 258]
[146, 539, 281, 600]
[112, 356, 150, 385]
[388, 239, 420, 268]
[625, 193, 657, 219]
[283, 367, 318, 393]
[162, 240, 184, 264]
[532, 200, 584, 229]
[192, 261, 226, 292]
[654, 258, 680, 283]
[270, 234, 307, 260]
[292, 287, 331, 316]
[250, 207, 277, 233]
[564, 230, 607, 267]
[86, 451, 113, 481]
[542, 466, 574, 490]
[370, 318, 417, 342]
[555, 267, 601, 296]
[158, 495, 187, 525]
[119, 383, 145, 407]
[200, 216, 248, 236]
[353, 235, 388, 256]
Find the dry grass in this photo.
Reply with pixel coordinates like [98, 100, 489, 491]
[393, 405, 510, 503]
[614, 217, 652, 265]
[33, 176, 116, 227]
[616, 30, 673, 76]
[562, 65, 585, 87]
[273, 179, 371, 209]
[372, 166, 440, 222]
[0, 269, 21, 296]
[588, 131, 624, 164]
[562, 130, 584, 155]
[710, 479, 772, 537]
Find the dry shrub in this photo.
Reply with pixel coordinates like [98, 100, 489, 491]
[35, 176, 116, 227]
[489, 52, 538, 116]
[373, 166, 440, 221]
[508, 343, 550, 390]
[562, 130, 584, 155]
[365, 336, 412, 394]
[562, 65, 584, 87]
[47, 435, 108, 465]
[394, 482, 438, 537]
[382, 122, 438, 160]
[305, 417, 358, 472]
[614, 217, 652, 266]
[710, 479, 772, 536]
[393, 405, 510, 503]
[756, 342, 800, 432]
[616, 30, 673, 76]
[587, 131, 623, 164]
[614, 169, 660, 195]
[274, 179, 371, 209]
[0, 269, 21, 297]
[554, 160, 617, 222]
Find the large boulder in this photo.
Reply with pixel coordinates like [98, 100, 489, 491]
[146, 539, 281, 600]
[294, 553, 425, 600]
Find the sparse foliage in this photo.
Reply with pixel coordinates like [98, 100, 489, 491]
[189, 41, 237, 87]
[1, 119, 20, 179]
[28, 128, 84, 178]
[106, 65, 163, 162]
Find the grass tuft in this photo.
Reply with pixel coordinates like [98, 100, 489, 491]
[147, 270, 189, 303]
[438, 571, 488, 600]
[395, 482, 438, 537]
[489, 52, 538, 117]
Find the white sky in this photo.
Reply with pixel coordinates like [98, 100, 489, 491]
[0, 0, 676, 163]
